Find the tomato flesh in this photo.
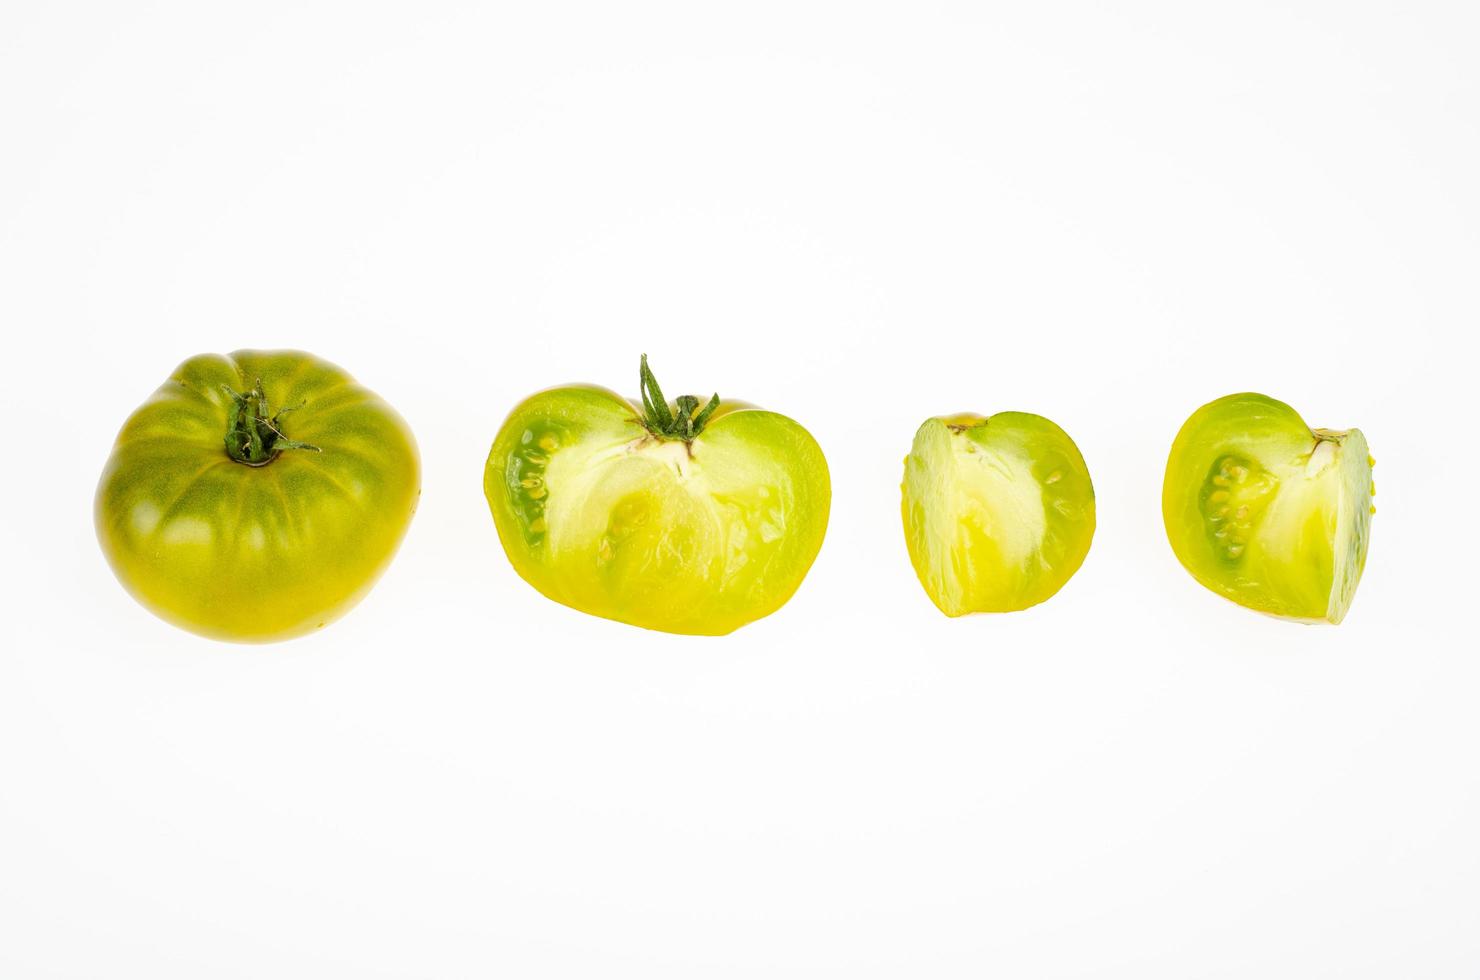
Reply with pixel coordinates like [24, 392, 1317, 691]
[1162, 393, 1373, 623]
[95, 351, 420, 642]
[901, 412, 1096, 615]
[485, 385, 830, 635]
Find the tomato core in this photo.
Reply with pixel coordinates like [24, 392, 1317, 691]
[221, 380, 323, 466]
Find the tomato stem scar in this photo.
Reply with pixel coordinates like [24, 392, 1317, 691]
[222, 380, 322, 466]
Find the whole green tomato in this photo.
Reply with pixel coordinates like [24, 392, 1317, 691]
[901, 412, 1095, 615]
[96, 350, 420, 642]
[1162, 392, 1374, 623]
[484, 356, 830, 635]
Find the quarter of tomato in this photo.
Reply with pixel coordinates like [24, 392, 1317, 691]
[95, 350, 420, 642]
[484, 357, 831, 635]
[1162, 393, 1374, 624]
[901, 412, 1096, 615]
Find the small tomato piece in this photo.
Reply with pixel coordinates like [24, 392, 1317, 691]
[901, 412, 1096, 615]
[1162, 392, 1374, 624]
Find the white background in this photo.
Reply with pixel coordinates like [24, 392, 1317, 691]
[1, 2, 1476, 977]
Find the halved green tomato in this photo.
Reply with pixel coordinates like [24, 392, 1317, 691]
[901, 412, 1095, 615]
[1162, 392, 1374, 624]
[95, 350, 420, 642]
[483, 357, 831, 635]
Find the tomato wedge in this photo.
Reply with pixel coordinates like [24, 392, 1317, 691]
[1163, 392, 1374, 623]
[902, 411, 1096, 614]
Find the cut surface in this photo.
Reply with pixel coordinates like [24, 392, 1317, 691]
[901, 413, 1095, 616]
[1325, 429, 1374, 623]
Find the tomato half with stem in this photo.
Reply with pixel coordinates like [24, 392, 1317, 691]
[96, 350, 420, 642]
[484, 356, 830, 635]
[1162, 392, 1374, 624]
[901, 412, 1096, 615]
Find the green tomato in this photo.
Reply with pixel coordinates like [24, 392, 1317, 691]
[484, 357, 830, 635]
[901, 412, 1096, 615]
[96, 350, 420, 642]
[1162, 392, 1374, 624]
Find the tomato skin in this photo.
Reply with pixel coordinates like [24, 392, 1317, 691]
[484, 384, 830, 635]
[1162, 393, 1373, 624]
[96, 351, 420, 642]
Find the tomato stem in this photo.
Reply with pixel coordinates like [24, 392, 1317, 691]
[637, 355, 719, 442]
[222, 381, 322, 466]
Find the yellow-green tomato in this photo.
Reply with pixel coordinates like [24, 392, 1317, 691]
[96, 350, 420, 642]
[901, 412, 1096, 616]
[1163, 392, 1373, 624]
[484, 357, 830, 635]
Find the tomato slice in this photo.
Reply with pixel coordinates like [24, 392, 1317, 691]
[485, 363, 830, 635]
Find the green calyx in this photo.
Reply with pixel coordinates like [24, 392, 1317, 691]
[637, 354, 720, 442]
[222, 380, 322, 466]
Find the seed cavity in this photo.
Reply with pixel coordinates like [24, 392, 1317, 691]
[506, 424, 565, 544]
[1200, 454, 1277, 563]
[597, 495, 653, 568]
